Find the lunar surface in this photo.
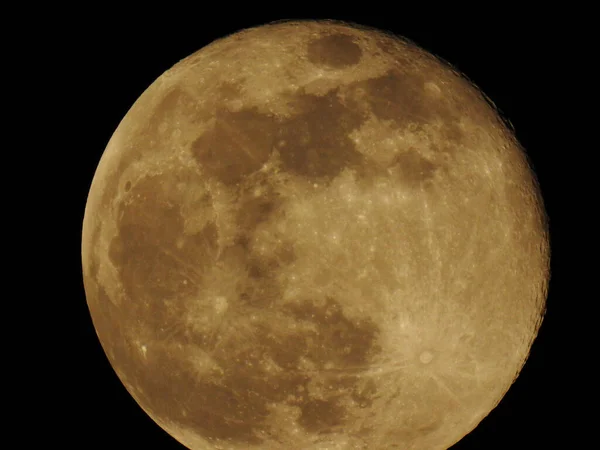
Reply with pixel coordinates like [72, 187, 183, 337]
[82, 20, 550, 450]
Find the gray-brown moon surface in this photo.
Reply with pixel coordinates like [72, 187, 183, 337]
[81, 20, 550, 450]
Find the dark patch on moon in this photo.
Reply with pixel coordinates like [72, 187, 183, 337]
[218, 80, 244, 102]
[388, 151, 439, 187]
[191, 87, 368, 184]
[191, 107, 276, 186]
[276, 89, 367, 179]
[85, 223, 102, 280]
[229, 172, 295, 310]
[108, 175, 219, 327]
[117, 293, 381, 444]
[361, 71, 436, 126]
[307, 34, 363, 69]
[342, 68, 465, 148]
[169, 295, 383, 442]
[284, 297, 382, 368]
[352, 378, 378, 408]
[189, 67, 465, 191]
[235, 173, 285, 232]
[236, 237, 296, 310]
[298, 398, 346, 432]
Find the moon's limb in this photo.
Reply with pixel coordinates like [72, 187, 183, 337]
[82, 20, 549, 450]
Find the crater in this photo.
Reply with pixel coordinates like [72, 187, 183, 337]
[307, 34, 363, 69]
[419, 350, 434, 364]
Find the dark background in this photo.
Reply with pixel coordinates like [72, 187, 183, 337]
[49, 7, 577, 449]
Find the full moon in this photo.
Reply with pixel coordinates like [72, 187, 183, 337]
[82, 20, 549, 450]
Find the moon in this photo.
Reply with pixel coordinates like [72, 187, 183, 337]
[82, 20, 550, 450]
